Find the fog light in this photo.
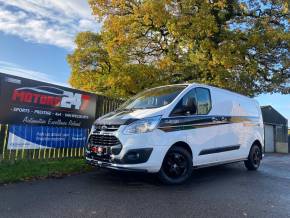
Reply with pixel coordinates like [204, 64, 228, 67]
[122, 148, 153, 164]
[127, 152, 140, 160]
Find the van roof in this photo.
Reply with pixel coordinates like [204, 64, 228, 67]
[156, 82, 256, 102]
[186, 83, 254, 100]
[149, 83, 255, 102]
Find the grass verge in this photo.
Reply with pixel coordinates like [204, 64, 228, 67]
[0, 158, 92, 184]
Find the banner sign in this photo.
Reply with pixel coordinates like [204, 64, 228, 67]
[8, 125, 88, 149]
[0, 73, 97, 128]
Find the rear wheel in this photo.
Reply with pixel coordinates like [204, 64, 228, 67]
[158, 146, 193, 185]
[244, 144, 262, 171]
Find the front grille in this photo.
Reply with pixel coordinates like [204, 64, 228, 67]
[87, 133, 122, 162]
[93, 124, 120, 133]
[89, 134, 121, 147]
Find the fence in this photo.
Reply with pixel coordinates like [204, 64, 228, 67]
[0, 95, 123, 162]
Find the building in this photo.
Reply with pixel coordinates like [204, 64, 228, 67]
[288, 129, 290, 150]
[261, 106, 289, 153]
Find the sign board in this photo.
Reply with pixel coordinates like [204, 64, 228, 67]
[8, 125, 88, 149]
[0, 73, 96, 128]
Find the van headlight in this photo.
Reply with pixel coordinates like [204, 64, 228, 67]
[123, 116, 161, 135]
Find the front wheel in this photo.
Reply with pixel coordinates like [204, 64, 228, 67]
[244, 144, 262, 171]
[158, 146, 193, 185]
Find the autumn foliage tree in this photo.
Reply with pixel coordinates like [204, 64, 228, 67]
[68, 0, 289, 98]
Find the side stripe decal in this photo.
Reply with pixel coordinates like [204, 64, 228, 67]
[158, 115, 260, 132]
[199, 145, 241, 155]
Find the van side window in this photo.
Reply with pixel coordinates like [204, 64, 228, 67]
[196, 88, 211, 114]
[170, 89, 197, 116]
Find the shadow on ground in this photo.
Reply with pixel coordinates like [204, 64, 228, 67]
[89, 162, 249, 188]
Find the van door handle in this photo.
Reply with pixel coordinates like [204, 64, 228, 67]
[220, 116, 226, 121]
[212, 117, 227, 123]
[212, 117, 219, 122]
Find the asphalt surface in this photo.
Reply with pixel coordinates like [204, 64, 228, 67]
[0, 154, 290, 218]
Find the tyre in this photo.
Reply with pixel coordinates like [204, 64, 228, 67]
[158, 146, 193, 185]
[244, 144, 262, 171]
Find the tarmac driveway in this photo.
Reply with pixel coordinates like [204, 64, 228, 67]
[0, 153, 289, 218]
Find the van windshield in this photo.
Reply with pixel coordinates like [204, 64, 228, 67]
[119, 85, 187, 110]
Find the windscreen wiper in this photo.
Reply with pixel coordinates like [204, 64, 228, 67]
[115, 108, 136, 112]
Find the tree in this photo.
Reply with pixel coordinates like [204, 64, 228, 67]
[68, 0, 289, 98]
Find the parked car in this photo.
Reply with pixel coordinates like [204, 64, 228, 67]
[86, 83, 264, 184]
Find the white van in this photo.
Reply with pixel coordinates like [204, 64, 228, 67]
[86, 83, 264, 184]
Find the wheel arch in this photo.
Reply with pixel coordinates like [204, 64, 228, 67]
[252, 139, 263, 159]
[170, 141, 193, 157]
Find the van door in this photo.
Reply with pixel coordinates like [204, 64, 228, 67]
[169, 87, 223, 166]
[188, 87, 225, 165]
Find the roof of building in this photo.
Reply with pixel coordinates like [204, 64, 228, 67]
[261, 105, 288, 126]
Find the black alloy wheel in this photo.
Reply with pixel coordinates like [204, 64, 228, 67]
[158, 146, 193, 185]
[244, 144, 262, 171]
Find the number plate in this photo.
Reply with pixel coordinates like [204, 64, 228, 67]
[91, 146, 107, 155]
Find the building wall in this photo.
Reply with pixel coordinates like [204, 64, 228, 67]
[264, 124, 275, 152]
[275, 125, 289, 153]
[288, 130, 290, 152]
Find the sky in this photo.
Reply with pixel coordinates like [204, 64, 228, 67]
[0, 0, 289, 125]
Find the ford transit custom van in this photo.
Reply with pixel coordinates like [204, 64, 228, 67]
[86, 83, 264, 184]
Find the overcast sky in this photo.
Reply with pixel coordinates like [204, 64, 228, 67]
[0, 0, 289, 124]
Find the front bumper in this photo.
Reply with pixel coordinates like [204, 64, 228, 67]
[86, 127, 170, 173]
[86, 147, 153, 164]
[86, 145, 168, 173]
[86, 157, 148, 172]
